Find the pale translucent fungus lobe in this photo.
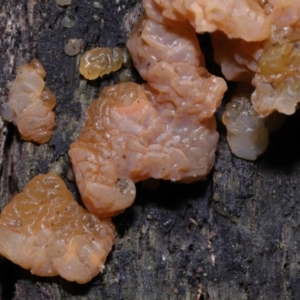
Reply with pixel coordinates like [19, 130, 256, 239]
[64, 39, 84, 56]
[0, 173, 115, 284]
[69, 83, 219, 218]
[222, 84, 269, 161]
[61, 16, 75, 28]
[119, 69, 132, 82]
[3, 59, 56, 143]
[79, 47, 123, 80]
[55, 0, 72, 6]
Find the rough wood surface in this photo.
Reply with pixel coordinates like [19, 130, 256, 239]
[1, 1, 300, 299]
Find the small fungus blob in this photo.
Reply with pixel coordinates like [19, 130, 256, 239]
[119, 69, 132, 83]
[1, 59, 56, 143]
[122, 48, 132, 68]
[55, 0, 72, 6]
[79, 47, 123, 80]
[93, 1, 103, 9]
[64, 38, 84, 56]
[0, 173, 115, 284]
[222, 84, 269, 160]
[61, 16, 75, 28]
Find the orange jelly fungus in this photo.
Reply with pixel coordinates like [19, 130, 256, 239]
[69, 83, 220, 218]
[0, 174, 115, 284]
[1, 59, 56, 143]
[79, 47, 123, 80]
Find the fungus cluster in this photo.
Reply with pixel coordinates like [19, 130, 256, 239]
[1, 0, 300, 284]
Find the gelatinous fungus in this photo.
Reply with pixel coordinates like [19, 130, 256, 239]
[0, 173, 115, 284]
[69, 83, 219, 218]
[126, 3, 227, 121]
[150, 0, 271, 41]
[1, 59, 56, 143]
[79, 47, 123, 80]
[252, 25, 300, 117]
[222, 84, 269, 160]
[64, 39, 84, 56]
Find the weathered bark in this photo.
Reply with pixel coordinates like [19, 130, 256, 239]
[1, 1, 300, 299]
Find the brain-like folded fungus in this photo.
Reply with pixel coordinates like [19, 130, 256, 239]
[252, 25, 300, 117]
[79, 47, 123, 80]
[149, 0, 271, 41]
[69, 82, 219, 218]
[1, 59, 56, 143]
[0, 173, 115, 284]
[127, 1, 227, 121]
[211, 0, 300, 118]
[211, 31, 263, 83]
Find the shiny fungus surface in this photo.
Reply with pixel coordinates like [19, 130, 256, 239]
[1, 59, 56, 143]
[69, 83, 219, 218]
[0, 174, 115, 284]
[79, 47, 123, 80]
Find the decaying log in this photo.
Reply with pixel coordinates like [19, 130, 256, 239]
[1, 1, 300, 299]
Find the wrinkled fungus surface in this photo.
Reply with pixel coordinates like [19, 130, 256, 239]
[69, 83, 219, 218]
[79, 47, 123, 80]
[127, 2, 227, 121]
[252, 25, 300, 117]
[211, 0, 300, 118]
[211, 31, 263, 82]
[150, 0, 271, 41]
[0, 174, 115, 284]
[1, 59, 56, 143]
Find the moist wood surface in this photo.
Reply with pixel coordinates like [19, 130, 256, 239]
[1, 1, 300, 299]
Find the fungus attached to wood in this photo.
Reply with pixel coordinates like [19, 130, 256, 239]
[0, 173, 115, 284]
[1, 59, 56, 144]
[79, 47, 123, 80]
[69, 82, 219, 218]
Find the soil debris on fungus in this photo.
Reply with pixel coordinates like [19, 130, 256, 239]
[79, 47, 123, 80]
[0, 59, 56, 143]
[0, 173, 115, 284]
[69, 82, 219, 218]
